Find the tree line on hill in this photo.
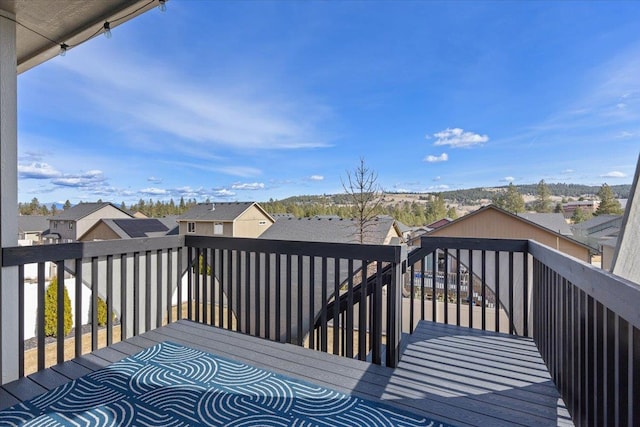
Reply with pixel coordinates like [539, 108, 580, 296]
[19, 181, 626, 227]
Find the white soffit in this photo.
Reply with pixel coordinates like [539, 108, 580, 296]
[0, 0, 160, 74]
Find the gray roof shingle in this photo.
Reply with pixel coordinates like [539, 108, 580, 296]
[259, 216, 398, 245]
[177, 202, 256, 221]
[49, 202, 131, 221]
[517, 213, 572, 235]
[18, 215, 49, 232]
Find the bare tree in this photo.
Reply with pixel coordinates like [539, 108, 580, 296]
[342, 158, 384, 243]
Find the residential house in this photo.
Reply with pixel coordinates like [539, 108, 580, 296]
[17, 215, 49, 245]
[561, 200, 598, 219]
[48, 202, 133, 243]
[571, 214, 623, 269]
[177, 202, 274, 238]
[426, 218, 452, 229]
[427, 205, 593, 262]
[259, 215, 402, 245]
[79, 217, 178, 241]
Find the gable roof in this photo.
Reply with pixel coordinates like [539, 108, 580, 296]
[177, 202, 273, 222]
[49, 202, 132, 221]
[517, 212, 572, 235]
[80, 218, 175, 240]
[571, 214, 622, 233]
[429, 205, 592, 251]
[18, 215, 49, 233]
[259, 216, 400, 245]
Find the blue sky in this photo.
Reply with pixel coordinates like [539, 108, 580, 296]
[17, 1, 640, 205]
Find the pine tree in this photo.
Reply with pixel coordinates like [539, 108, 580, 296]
[43, 276, 73, 337]
[493, 183, 525, 213]
[571, 207, 591, 224]
[425, 194, 447, 223]
[595, 183, 623, 215]
[446, 206, 458, 219]
[534, 180, 552, 213]
[63, 200, 71, 210]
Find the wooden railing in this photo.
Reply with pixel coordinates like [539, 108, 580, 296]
[2, 234, 639, 425]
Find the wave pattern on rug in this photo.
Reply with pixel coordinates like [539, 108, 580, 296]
[0, 342, 452, 426]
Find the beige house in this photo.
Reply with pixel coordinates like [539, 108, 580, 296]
[79, 217, 178, 241]
[48, 202, 133, 243]
[427, 205, 592, 262]
[177, 202, 274, 238]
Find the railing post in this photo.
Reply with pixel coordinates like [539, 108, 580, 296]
[386, 244, 406, 368]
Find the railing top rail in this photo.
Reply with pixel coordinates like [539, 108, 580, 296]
[420, 236, 529, 253]
[529, 239, 640, 330]
[186, 235, 406, 262]
[2, 235, 185, 266]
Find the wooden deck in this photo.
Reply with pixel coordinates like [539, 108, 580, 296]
[0, 320, 572, 426]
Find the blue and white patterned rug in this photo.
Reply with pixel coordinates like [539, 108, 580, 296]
[0, 342, 452, 426]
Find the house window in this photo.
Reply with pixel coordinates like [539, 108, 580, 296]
[69, 223, 73, 230]
[52, 221, 57, 229]
[214, 223, 223, 235]
[188, 222, 195, 233]
[259, 220, 267, 226]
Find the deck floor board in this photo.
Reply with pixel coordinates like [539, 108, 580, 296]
[0, 320, 572, 426]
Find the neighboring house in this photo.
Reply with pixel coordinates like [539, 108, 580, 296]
[259, 215, 402, 245]
[177, 202, 274, 238]
[48, 202, 133, 242]
[18, 215, 49, 245]
[406, 227, 433, 247]
[571, 214, 623, 261]
[427, 205, 593, 262]
[611, 154, 640, 284]
[517, 212, 572, 236]
[561, 200, 598, 219]
[79, 217, 179, 241]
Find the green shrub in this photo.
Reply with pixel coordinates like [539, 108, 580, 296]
[97, 297, 108, 326]
[43, 276, 73, 338]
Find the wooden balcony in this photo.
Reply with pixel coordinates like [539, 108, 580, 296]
[1, 235, 639, 425]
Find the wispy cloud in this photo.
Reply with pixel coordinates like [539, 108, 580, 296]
[561, 169, 575, 174]
[431, 128, 489, 148]
[424, 153, 448, 163]
[18, 162, 61, 179]
[309, 175, 324, 181]
[147, 176, 162, 183]
[140, 187, 169, 195]
[231, 182, 265, 190]
[217, 166, 262, 178]
[52, 47, 331, 154]
[50, 170, 106, 188]
[501, 176, 515, 182]
[600, 171, 626, 178]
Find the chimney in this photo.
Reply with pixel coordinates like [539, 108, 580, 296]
[210, 203, 215, 211]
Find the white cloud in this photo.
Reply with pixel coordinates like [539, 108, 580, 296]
[147, 176, 162, 183]
[309, 175, 324, 181]
[53, 48, 331, 153]
[213, 189, 236, 197]
[600, 171, 626, 178]
[140, 187, 169, 195]
[429, 184, 450, 190]
[617, 103, 627, 109]
[217, 166, 262, 178]
[18, 162, 61, 179]
[562, 169, 575, 174]
[424, 153, 448, 163]
[231, 182, 265, 190]
[432, 128, 489, 148]
[501, 176, 515, 182]
[618, 131, 634, 138]
[51, 170, 106, 188]
[433, 176, 441, 181]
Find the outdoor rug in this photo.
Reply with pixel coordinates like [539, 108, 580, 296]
[0, 342, 453, 426]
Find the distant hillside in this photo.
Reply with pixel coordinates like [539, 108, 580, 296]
[439, 183, 631, 204]
[274, 183, 632, 207]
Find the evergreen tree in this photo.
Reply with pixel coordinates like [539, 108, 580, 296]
[63, 200, 71, 210]
[425, 194, 447, 223]
[493, 183, 525, 213]
[43, 276, 73, 337]
[595, 183, 623, 215]
[534, 180, 552, 213]
[554, 202, 564, 214]
[571, 207, 591, 224]
[446, 206, 458, 219]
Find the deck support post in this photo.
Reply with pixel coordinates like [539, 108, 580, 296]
[0, 9, 19, 384]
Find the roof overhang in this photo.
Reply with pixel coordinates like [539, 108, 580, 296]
[0, 0, 161, 74]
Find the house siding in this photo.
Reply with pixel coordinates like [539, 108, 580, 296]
[80, 222, 121, 241]
[429, 208, 591, 262]
[233, 206, 273, 238]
